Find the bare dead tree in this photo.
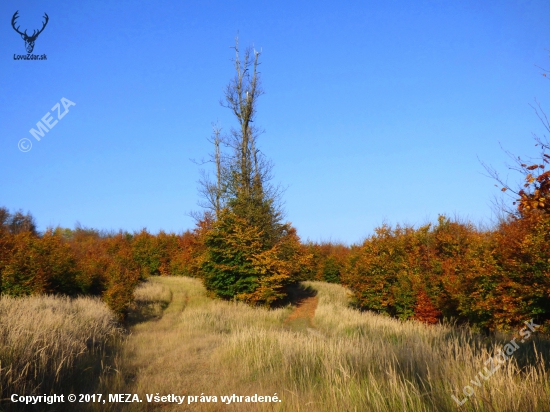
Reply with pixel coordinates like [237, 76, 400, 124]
[481, 100, 550, 219]
[195, 123, 227, 218]
[220, 37, 264, 198]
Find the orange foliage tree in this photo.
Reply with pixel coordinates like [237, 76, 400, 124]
[343, 216, 496, 326]
[343, 223, 436, 320]
[302, 242, 350, 283]
[1, 230, 78, 296]
[0, 212, 145, 320]
[413, 289, 441, 325]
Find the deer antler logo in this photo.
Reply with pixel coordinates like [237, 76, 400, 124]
[11, 11, 49, 54]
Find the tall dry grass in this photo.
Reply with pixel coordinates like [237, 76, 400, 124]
[2, 277, 547, 411]
[102, 277, 550, 412]
[0, 294, 123, 409]
[221, 281, 550, 411]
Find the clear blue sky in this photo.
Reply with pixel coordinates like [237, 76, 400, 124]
[1, 0, 549, 244]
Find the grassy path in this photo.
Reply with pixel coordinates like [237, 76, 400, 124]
[122, 278, 220, 400]
[100, 277, 290, 411]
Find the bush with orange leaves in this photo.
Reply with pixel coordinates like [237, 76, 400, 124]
[484, 211, 550, 331]
[342, 209, 550, 332]
[131, 230, 189, 277]
[342, 216, 505, 326]
[413, 288, 441, 324]
[483, 134, 550, 331]
[1, 229, 79, 296]
[101, 233, 141, 319]
[302, 242, 350, 283]
[0, 217, 142, 319]
[58, 227, 141, 319]
[168, 229, 205, 277]
[429, 216, 497, 327]
[343, 222, 437, 321]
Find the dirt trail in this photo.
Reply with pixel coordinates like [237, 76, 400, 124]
[284, 295, 319, 331]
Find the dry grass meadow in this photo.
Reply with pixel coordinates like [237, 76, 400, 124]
[2, 277, 550, 411]
[0, 294, 123, 410]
